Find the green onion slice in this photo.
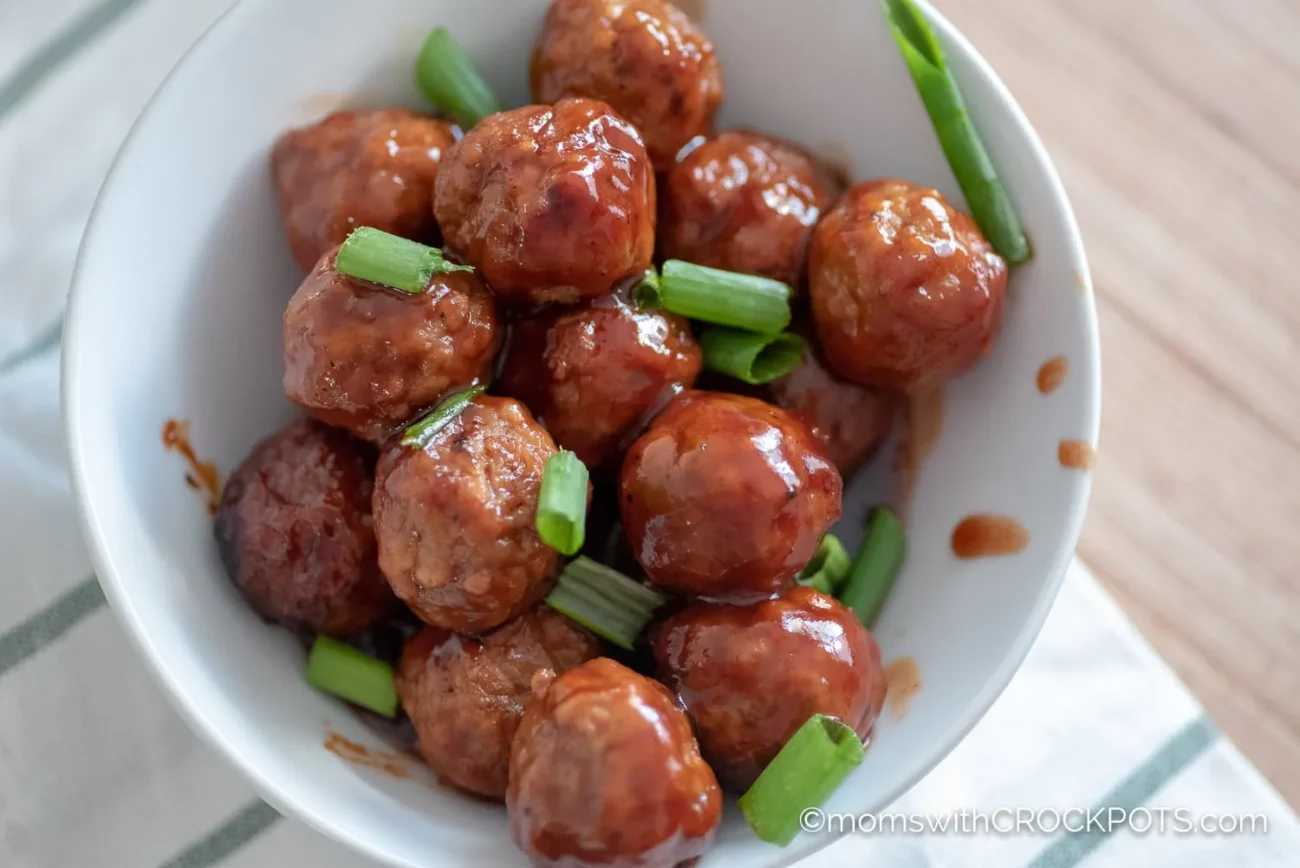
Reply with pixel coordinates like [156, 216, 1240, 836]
[699, 328, 803, 385]
[400, 384, 484, 449]
[648, 260, 792, 335]
[798, 534, 852, 596]
[738, 714, 865, 845]
[879, 0, 1031, 264]
[335, 227, 472, 293]
[545, 556, 666, 650]
[415, 26, 502, 129]
[838, 506, 906, 627]
[305, 636, 399, 718]
[536, 450, 590, 556]
[632, 267, 662, 308]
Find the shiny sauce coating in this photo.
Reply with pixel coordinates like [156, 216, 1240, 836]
[434, 98, 655, 303]
[508, 658, 721, 868]
[652, 586, 887, 791]
[497, 291, 701, 469]
[372, 396, 560, 633]
[620, 391, 843, 601]
[531, 0, 723, 169]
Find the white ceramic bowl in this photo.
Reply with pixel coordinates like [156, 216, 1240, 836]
[63, 0, 1100, 865]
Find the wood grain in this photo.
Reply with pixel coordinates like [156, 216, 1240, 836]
[939, 0, 1300, 807]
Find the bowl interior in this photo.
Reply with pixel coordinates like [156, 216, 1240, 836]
[64, 0, 1099, 865]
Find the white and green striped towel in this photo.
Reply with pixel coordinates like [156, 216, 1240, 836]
[2, 1, 1297, 866]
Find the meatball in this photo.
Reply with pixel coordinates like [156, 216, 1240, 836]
[395, 608, 600, 799]
[620, 391, 842, 600]
[531, 0, 723, 170]
[434, 98, 655, 304]
[651, 586, 887, 791]
[373, 396, 561, 633]
[282, 247, 500, 443]
[272, 109, 458, 272]
[509, 658, 721, 868]
[497, 293, 702, 469]
[660, 131, 842, 287]
[808, 179, 1008, 392]
[214, 418, 392, 636]
[768, 340, 896, 473]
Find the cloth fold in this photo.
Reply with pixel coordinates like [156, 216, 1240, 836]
[1, 0, 1296, 865]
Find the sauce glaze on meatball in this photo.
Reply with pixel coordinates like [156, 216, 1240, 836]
[395, 608, 599, 799]
[434, 98, 655, 304]
[214, 418, 392, 636]
[282, 248, 500, 443]
[620, 391, 842, 601]
[660, 131, 842, 287]
[372, 396, 561, 633]
[808, 179, 1007, 392]
[651, 586, 887, 791]
[497, 292, 702, 469]
[508, 658, 721, 868]
[768, 340, 896, 474]
[531, 0, 723, 169]
[272, 109, 458, 272]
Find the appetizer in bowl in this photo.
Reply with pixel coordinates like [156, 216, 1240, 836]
[63, 0, 1097, 865]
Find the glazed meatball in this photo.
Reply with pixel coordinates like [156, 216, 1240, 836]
[272, 109, 458, 272]
[395, 608, 599, 799]
[282, 247, 500, 443]
[434, 98, 655, 304]
[768, 340, 896, 474]
[620, 391, 842, 600]
[214, 418, 392, 636]
[372, 396, 561, 633]
[651, 586, 887, 791]
[660, 131, 842, 287]
[531, 0, 723, 169]
[509, 658, 721, 868]
[497, 293, 702, 469]
[809, 179, 1008, 392]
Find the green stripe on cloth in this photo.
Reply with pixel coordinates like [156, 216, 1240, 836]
[159, 800, 282, 868]
[0, 0, 147, 124]
[0, 315, 64, 376]
[0, 575, 105, 679]
[1026, 715, 1218, 868]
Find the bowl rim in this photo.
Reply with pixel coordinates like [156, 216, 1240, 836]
[61, 0, 1101, 864]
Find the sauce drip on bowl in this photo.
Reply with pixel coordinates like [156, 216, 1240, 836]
[883, 656, 922, 720]
[895, 386, 945, 514]
[951, 514, 1029, 558]
[324, 730, 412, 778]
[1036, 356, 1068, 394]
[1058, 439, 1096, 470]
[162, 419, 221, 515]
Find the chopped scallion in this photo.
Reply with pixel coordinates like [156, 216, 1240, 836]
[415, 26, 502, 129]
[699, 328, 803, 385]
[305, 636, 398, 718]
[879, 0, 1031, 264]
[838, 506, 906, 627]
[536, 450, 589, 556]
[545, 556, 666, 650]
[335, 227, 472, 293]
[400, 384, 484, 449]
[798, 534, 852, 596]
[738, 714, 864, 845]
[649, 260, 792, 335]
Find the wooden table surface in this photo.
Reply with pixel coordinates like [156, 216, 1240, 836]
[938, 0, 1300, 808]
